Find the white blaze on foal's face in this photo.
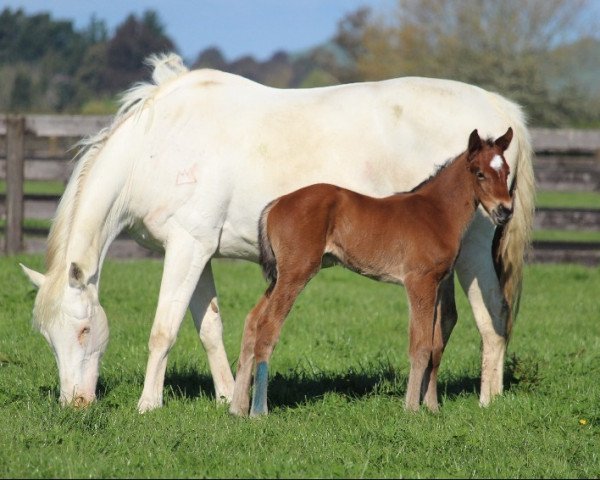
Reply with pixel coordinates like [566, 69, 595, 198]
[490, 155, 504, 172]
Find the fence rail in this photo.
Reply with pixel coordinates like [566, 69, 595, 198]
[1, 114, 600, 263]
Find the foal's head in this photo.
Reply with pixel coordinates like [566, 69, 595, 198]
[466, 127, 513, 226]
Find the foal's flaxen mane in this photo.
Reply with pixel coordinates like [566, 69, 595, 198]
[36, 53, 188, 328]
[405, 136, 498, 195]
[406, 157, 455, 194]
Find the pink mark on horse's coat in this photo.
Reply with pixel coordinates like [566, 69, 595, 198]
[176, 165, 198, 185]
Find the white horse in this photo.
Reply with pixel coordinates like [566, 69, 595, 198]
[21, 53, 535, 413]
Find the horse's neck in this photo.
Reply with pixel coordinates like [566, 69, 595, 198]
[419, 155, 478, 235]
[50, 147, 132, 283]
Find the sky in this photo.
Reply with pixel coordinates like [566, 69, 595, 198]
[4, 0, 396, 62]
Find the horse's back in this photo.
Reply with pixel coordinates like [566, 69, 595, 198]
[146, 71, 523, 188]
[118, 67, 529, 258]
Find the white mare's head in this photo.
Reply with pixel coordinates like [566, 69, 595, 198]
[21, 262, 108, 407]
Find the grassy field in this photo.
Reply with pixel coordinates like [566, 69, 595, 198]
[0, 256, 598, 478]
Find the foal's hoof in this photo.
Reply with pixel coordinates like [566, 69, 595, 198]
[249, 406, 268, 417]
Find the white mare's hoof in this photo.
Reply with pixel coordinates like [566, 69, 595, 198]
[137, 398, 162, 413]
[229, 404, 248, 417]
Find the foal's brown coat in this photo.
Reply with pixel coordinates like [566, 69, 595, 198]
[230, 128, 514, 416]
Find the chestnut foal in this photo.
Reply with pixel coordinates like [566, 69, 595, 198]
[230, 128, 514, 417]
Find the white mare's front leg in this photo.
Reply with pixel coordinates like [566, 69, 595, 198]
[138, 226, 216, 413]
[455, 213, 509, 407]
[189, 261, 234, 403]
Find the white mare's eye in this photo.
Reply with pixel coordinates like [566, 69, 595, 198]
[78, 326, 91, 344]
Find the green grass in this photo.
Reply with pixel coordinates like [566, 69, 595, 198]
[0, 257, 599, 478]
[0, 218, 52, 231]
[533, 229, 600, 243]
[0, 180, 66, 196]
[535, 190, 600, 209]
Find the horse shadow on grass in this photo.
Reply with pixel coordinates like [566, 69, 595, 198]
[162, 366, 407, 408]
[159, 360, 535, 410]
[43, 356, 532, 409]
[160, 367, 479, 410]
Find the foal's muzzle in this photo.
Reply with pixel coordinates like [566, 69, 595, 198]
[492, 204, 513, 226]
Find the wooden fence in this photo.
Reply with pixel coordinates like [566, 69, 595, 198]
[1, 115, 600, 264]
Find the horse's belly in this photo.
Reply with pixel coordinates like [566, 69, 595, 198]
[215, 222, 260, 260]
[127, 221, 165, 253]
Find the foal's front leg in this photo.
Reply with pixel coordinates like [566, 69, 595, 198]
[422, 273, 457, 412]
[404, 274, 439, 412]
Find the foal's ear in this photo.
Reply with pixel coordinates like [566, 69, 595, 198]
[467, 129, 482, 157]
[20, 263, 46, 289]
[495, 127, 513, 152]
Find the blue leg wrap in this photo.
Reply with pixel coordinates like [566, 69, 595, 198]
[250, 361, 269, 416]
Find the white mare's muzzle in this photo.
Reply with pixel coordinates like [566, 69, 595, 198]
[42, 297, 109, 407]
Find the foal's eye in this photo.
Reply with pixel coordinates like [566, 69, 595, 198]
[476, 171, 486, 180]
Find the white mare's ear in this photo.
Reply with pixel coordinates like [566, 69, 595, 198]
[20, 263, 46, 288]
[68, 262, 86, 289]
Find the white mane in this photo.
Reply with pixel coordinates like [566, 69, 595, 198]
[36, 53, 189, 328]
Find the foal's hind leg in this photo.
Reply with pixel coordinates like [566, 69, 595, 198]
[250, 268, 319, 416]
[229, 295, 270, 417]
[189, 261, 234, 403]
[404, 274, 439, 412]
[422, 273, 458, 412]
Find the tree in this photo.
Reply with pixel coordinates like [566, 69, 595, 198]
[0, 8, 86, 71]
[102, 10, 176, 91]
[332, 7, 372, 82]
[336, 0, 599, 126]
[9, 71, 32, 111]
[192, 47, 227, 70]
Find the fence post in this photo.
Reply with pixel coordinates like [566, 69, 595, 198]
[5, 115, 25, 255]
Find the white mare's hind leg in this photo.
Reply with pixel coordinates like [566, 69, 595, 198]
[455, 213, 508, 407]
[189, 262, 234, 403]
[138, 227, 216, 413]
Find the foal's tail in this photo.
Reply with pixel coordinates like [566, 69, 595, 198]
[491, 100, 536, 338]
[258, 200, 278, 293]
